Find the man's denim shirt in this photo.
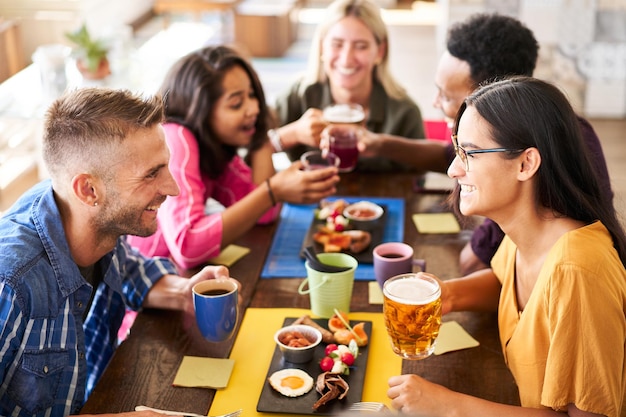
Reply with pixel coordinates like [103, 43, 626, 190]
[0, 180, 177, 416]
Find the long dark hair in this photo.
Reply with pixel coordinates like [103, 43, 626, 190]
[159, 45, 270, 179]
[449, 77, 626, 265]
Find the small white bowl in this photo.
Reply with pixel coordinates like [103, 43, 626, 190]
[274, 324, 322, 363]
[343, 201, 383, 229]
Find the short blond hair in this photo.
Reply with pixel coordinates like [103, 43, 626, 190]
[43, 87, 164, 183]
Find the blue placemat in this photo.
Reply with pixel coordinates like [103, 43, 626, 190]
[261, 197, 404, 280]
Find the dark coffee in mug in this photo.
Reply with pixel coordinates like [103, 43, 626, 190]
[374, 242, 426, 290]
[201, 288, 230, 296]
[383, 253, 404, 259]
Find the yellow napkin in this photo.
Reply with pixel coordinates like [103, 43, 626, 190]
[210, 308, 400, 417]
[369, 281, 384, 304]
[207, 244, 250, 267]
[434, 321, 479, 355]
[412, 213, 461, 234]
[172, 356, 235, 389]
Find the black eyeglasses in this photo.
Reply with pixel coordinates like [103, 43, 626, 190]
[451, 134, 525, 171]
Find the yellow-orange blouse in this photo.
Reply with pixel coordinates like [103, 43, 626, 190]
[492, 221, 626, 417]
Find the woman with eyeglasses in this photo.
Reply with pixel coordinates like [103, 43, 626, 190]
[387, 77, 626, 417]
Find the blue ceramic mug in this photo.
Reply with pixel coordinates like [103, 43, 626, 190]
[192, 278, 239, 342]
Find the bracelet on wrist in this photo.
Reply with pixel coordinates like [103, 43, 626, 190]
[268, 128, 283, 152]
[266, 178, 277, 206]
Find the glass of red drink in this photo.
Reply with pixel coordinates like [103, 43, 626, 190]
[327, 126, 359, 173]
[300, 150, 340, 171]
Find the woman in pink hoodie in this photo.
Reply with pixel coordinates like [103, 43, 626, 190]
[128, 45, 339, 270]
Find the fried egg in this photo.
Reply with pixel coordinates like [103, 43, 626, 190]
[268, 369, 314, 397]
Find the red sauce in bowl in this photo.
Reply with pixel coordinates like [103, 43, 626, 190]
[347, 207, 376, 219]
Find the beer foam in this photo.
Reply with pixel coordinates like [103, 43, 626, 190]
[384, 277, 440, 305]
[323, 104, 364, 124]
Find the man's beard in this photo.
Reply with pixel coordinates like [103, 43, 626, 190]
[91, 198, 159, 241]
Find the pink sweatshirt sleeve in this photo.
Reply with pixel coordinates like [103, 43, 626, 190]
[152, 124, 281, 269]
[158, 124, 223, 269]
[213, 157, 282, 225]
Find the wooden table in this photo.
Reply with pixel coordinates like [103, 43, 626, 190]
[80, 171, 519, 415]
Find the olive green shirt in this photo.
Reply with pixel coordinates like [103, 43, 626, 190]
[274, 78, 425, 172]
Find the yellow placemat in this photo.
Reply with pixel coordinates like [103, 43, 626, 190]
[210, 308, 401, 417]
[434, 321, 480, 355]
[173, 356, 235, 389]
[207, 244, 250, 267]
[412, 213, 461, 234]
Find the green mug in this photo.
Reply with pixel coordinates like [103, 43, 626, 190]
[298, 253, 357, 318]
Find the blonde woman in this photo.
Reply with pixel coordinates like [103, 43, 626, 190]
[272, 0, 425, 172]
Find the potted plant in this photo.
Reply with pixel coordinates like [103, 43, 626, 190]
[65, 23, 111, 80]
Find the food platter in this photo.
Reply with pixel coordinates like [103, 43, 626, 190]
[257, 317, 372, 415]
[300, 206, 387, 264]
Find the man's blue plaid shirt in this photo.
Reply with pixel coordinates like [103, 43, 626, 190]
[0, 181, 177, 416]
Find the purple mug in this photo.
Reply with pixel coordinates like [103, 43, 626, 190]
[373, 242, 426, 289]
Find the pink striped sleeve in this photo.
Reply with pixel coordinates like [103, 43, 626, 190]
[157, 124, 223, 269]
[137, 123, 281, 269]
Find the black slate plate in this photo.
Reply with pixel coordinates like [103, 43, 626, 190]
[300, 206, 387, 264]
[257, 317, 372, 415]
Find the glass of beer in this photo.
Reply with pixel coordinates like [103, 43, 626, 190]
[322, 103, 365, 126]
[382, 273, 442, 359]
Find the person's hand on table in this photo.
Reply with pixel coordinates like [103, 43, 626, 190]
[271, 161, 339, 204]
[387, 373, 455, 416]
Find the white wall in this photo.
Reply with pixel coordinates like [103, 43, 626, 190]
[0, 0, 153, 62]
[438, 0, 626, 118]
